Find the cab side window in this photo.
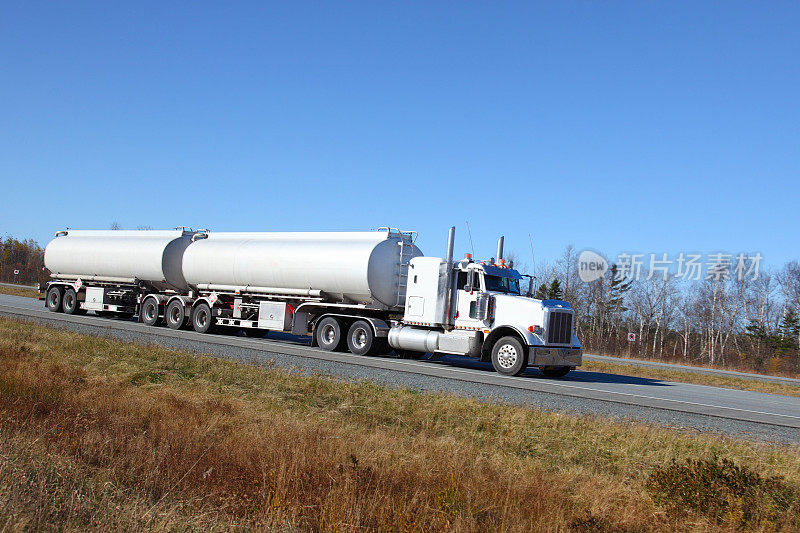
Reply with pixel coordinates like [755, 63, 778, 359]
[457, 271, 468, 290]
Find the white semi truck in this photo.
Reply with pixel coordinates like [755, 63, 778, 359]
[41, 227, 582, 377]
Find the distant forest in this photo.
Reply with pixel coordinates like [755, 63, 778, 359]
[517, 246, 800, 375]
[0, 236, 48, 285]
[3, 234, 798, 375]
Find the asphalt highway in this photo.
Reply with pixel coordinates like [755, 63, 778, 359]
[1, 293, 799, 443]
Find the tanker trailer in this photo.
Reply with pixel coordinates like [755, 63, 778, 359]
[42, 229, 194, 317]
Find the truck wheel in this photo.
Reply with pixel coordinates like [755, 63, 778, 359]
[347, 320, 376, 356]
[46, 286, 63, 312]
[62, 288, 85, 315]
[165, 300, 186, 330]
[192, 303, 215, 334]
[541, 366, 571, 378]
[491, 336, 528, 376]
[316, 317, 345, 351]
[140, 297, 161, 326]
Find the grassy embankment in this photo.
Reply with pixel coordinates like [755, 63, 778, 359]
[581, 359, 800, 398]
[1, 317, 799, 531]
[0, 285, 39, 299]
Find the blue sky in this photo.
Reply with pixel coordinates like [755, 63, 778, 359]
[1, 2, 798, 269]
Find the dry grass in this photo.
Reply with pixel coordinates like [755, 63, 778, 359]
[595, 351, 800, 380]
[583, 359, 800, 398]
[0, 285, 39, 299]
[0, 317, 799, 531]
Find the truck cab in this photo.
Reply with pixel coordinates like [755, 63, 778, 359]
[392, 253, 582, 377]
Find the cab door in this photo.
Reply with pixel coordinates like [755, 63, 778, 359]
[454, 270, 485, 330]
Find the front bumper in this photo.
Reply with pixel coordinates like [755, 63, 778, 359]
[529, 346, 582, 367]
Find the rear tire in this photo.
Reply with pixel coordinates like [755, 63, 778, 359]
[316, 317, 346, 351]
[46, 286, 63, 312]
[192, 303, 215, 334]
[62, 288, 85, 315]
[491, 336, 528, 376]
[541, 366, 571, 378]
[347, 320, 376, 356]
[165, 299, 186, 330]
[140, 297, 161, 326]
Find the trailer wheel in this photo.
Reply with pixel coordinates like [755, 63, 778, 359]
[62, 288, 85, 315]
[192, 303, 215, 334]
[141, 297, 161, 326]
[316, 317, 345, 351]
[491, 336, 527, 376]
[46, 286, 63, 313]
[541, 366, 571, 378]
[347, 320, 377, 356]
[165, 300, 186, 330]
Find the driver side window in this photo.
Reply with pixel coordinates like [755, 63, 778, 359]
[457, 271, 481, 291]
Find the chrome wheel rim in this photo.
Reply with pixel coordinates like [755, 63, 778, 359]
[321, 324, 336, 344]
[197, 310, 208, 328]
[352, 328, 368, 349]
[169, 306, 181, 323]
[497, 344, 518, 369]
[145, 302, 156, 321]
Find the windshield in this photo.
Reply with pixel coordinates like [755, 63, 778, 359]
[483, 274, 521, 295]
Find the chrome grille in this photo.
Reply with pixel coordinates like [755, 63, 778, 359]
[547, 311, 573, 344]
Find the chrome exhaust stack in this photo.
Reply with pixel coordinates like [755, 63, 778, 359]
[443, 226, 456, 327]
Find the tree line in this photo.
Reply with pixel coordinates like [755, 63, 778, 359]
[0, 236, 47, 285]
[523, 246, 800, 375]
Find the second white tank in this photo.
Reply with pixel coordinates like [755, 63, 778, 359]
[181, 231, 422, 307]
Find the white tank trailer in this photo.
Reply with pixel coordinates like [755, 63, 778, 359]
[41, 227, 582, 377]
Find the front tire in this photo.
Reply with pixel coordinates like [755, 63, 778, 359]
[46, 286, 63, 312]
[316, 317, 346, 351]
[491, 336, 528, 376]
[192, 303, 215, 334]
[165, 300, 186, 330]
[140, 297, 161, 326]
